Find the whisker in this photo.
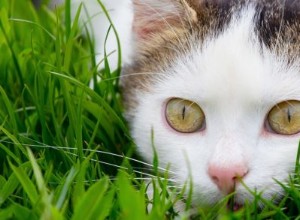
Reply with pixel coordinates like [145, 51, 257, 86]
[47, 177, 154, 185]
[7, 135, 175, 174]
[132, 166, 168, 172]
[57, 150, 158, 178]
[46, 168, 179, 185]
[145, 184, 185, 195]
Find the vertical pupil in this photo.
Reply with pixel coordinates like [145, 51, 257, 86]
[182, 105, 186, 120]
[287, 107, 291, 123]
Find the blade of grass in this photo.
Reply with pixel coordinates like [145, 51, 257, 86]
[0, 86, 18, 132]
[71, 176, 111, 220]
[0, 9, 24, 86]
[48, 70, 128, 132]
[65, 0, 71, 40]
[8, 159, 39, 205]
[56, 166, 78, 209]
[0, 173, 20, 206]
[0, 126, 28, 161]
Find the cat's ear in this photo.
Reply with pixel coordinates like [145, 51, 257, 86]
[132, 0, 197, 40]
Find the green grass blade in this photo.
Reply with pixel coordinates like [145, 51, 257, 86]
[0, 142, 21, 165]
[8, 159, 39, 205]
[0, 173, 19, 206]
[48, 70, 128, 132]
[0, 126, 28, 161]
[71, 176, 111, 220]
[9, 18, 56, 40]
[65, 0, 71, 40]
[0, 86, 18, 132]
[27, 148, 45, 193]
[55, 166, 78, 209]
[117, 172, 148, 220]
[295, 141, 300, 174]
[0, 9, 24, 86]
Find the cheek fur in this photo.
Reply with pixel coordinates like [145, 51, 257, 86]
[122, 1, 300, 207]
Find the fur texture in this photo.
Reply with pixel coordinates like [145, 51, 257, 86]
[121, 0, 300, 206]
[53, 0, 134, 70]
[53, 0, 300, 207]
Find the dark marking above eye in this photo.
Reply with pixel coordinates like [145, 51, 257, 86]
[182, 105, 186, 120]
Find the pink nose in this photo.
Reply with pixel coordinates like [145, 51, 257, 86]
[208, 164, 248, 194]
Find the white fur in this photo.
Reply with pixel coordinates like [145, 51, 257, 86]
[131, 8, 300, 205]
[74, 0, 133, 69]
[53, 0, 300, 207]
[51, 0, 133, 70]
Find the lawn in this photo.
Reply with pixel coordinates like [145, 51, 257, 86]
[0, 0, 300, 219]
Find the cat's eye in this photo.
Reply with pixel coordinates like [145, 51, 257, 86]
[165, 98, 205, 133]
[267, 100, 300, 135]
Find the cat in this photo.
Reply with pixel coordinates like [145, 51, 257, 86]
[49, 0, 300, 210]
[120, 0, 300, 209]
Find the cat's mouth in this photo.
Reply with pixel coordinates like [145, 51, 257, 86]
[233, 203, 243, 212]
[227, 197, 243, 212]
[227, 202, 243, 212]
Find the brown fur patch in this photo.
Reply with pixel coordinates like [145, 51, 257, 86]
[121, 27, 192, 112]
[122, 0, 300, 112]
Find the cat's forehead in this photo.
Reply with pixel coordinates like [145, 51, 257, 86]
[193, 0, 300, 50]
[125, 0, 300, 72]
[193, 0, 300, 20]
[122, 0, 300, 111]
[164, 10, 300, 106]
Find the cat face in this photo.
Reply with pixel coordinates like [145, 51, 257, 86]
[121, 0, 300, 206]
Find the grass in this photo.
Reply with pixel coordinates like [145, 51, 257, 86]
[0, 0, 300, 219]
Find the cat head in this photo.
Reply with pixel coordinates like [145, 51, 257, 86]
[121, 0, 300, 206]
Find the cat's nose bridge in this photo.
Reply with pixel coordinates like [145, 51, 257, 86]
[207, 135, 249, 194]
[208, 163, 249, 194]
[210, 134, 246, 163]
